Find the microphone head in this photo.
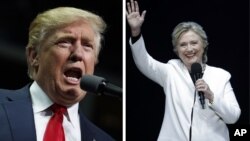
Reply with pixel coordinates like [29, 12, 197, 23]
[80, 75, 106, 94]
[191, 62, 202, 74]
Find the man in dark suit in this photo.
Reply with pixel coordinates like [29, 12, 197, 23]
[0, 7, 114, 141]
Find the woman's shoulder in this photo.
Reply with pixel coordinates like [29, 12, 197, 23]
[205, 65, 231, 78]
[167, 59, 182, 65]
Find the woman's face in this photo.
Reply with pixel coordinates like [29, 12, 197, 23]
[176, 30, 204, 71]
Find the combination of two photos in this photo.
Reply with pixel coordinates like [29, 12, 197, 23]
[0, 0, 249, 141]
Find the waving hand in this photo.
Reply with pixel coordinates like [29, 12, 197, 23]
[126, 0, 146, 37]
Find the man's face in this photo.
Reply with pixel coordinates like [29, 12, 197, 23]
[34, 20, 97, 106]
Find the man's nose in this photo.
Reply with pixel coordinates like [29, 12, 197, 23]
[69, 44, 84, 62]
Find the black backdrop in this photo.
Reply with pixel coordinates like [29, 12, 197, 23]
[126, 0, 249, 140]
[0, 0, 122, 140]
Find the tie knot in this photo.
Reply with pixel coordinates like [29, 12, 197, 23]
[51, 104, 67, 114]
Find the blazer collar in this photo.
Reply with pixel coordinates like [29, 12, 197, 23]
[3, 84, 37, 141]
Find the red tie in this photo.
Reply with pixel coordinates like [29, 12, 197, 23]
[43, 104, 67, 141]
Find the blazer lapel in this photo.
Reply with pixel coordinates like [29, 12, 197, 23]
[79, 111, 95, 141]
[3, 85, 36, 141]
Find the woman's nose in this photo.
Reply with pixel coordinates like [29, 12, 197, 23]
[186, 44, 193, 51]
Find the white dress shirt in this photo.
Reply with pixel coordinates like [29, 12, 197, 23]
[30, 81, 81, 141]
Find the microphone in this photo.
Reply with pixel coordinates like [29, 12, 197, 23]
[80, 75, 122, 99]
[191, 63, 205, 109]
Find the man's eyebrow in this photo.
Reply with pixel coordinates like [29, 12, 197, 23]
[53, 34, 94, 45]
[54, 33, 74, 39]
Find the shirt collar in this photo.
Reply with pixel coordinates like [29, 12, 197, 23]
[30, 81, 53, 113]
[29, 81, 80, 128]
[67, 102, 80, 128]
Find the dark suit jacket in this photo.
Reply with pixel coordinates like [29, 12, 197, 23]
[0, 84, 115, 141]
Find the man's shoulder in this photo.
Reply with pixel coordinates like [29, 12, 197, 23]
[0, 84, 31, 102]
[0, 88, 15, 100]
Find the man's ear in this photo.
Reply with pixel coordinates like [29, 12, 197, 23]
[95, 58, 99, 65]
[26, 47, 39, 67]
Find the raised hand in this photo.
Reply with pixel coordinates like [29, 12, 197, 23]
[126, 0, 146, 37]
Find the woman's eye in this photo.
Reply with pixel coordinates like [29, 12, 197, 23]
[179, 43, 187, 47]
[190, 41, 198, 45]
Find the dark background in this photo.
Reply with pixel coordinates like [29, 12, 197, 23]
[0, 0, 122, 140]
[126, 0, 249, 140]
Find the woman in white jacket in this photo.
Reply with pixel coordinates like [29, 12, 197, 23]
[126, 0, 241, 141]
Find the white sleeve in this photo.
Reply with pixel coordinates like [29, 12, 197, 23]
[129, 36, 168, 87]
[210, 72, 241, 124]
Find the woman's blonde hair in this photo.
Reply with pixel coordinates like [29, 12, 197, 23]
[171, 21, 208, 63]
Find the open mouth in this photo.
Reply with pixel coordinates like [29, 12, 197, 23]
[186, 54, 194, 57]
[186, 53, 195, 58]
[64, 68, 82, 84]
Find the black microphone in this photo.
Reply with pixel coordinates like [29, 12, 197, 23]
[191, 63, 205, 109]
[80, 75, 122, 99]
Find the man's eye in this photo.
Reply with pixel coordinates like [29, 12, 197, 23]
[82, 43, 94, 50]
[56, 40, 72, 48]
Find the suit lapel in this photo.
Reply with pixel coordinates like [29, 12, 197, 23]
[3, 85, 36, 141]
[79, 111, 95, 141]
